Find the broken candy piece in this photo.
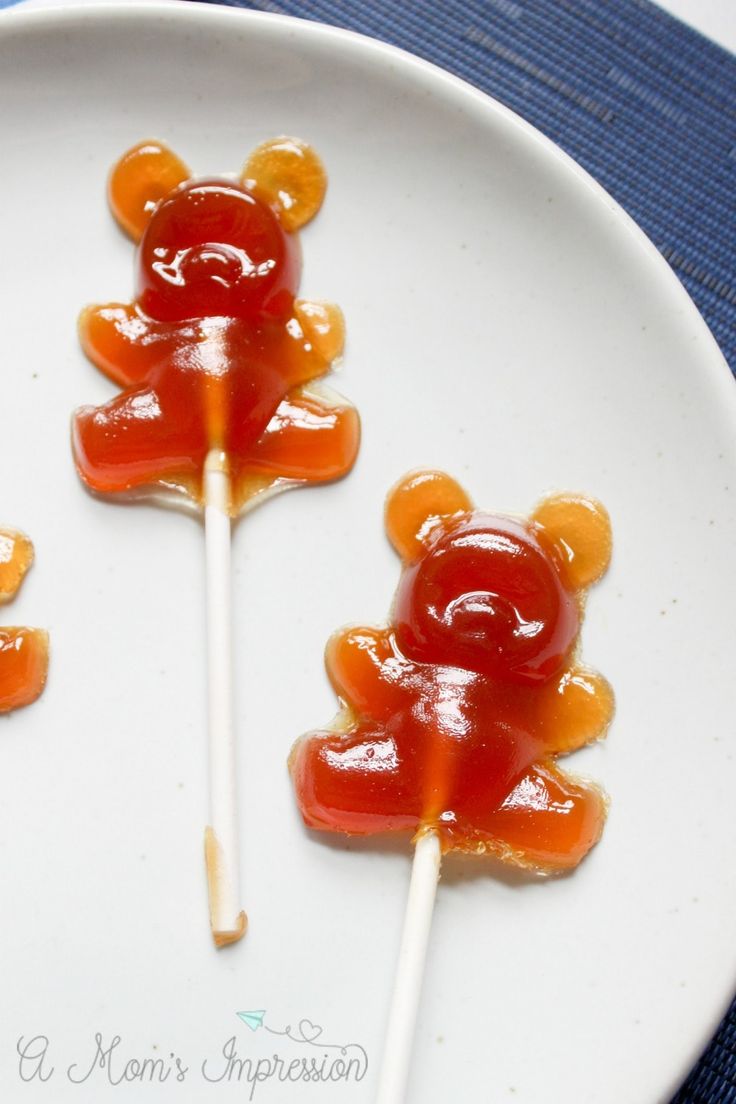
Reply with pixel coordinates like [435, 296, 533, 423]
[0, 528, 48, 714]
[0, 527, 34, 604]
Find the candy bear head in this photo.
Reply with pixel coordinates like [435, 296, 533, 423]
[106, 137, 327, 324]
[386, 470, 612, 685]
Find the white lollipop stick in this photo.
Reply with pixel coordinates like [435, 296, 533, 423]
[376, 829, 442, 1103]
[203, 448, 246, 947]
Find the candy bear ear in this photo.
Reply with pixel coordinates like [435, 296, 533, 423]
[532, 493, 612, 590]
[241, 137, 327, 232]
[385, 470, 473, 563]
[108, 140, 190, 241]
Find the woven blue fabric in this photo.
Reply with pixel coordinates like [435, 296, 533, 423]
[199, 0, 733, 1098]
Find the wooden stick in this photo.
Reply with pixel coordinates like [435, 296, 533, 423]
[203, 449, 246, 947]
[376, 829, 442, 1103]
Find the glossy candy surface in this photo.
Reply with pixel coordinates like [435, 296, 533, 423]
[292, 472, 613, 871]
[0, 528, 48, 714]
[73, 138, 359, 512]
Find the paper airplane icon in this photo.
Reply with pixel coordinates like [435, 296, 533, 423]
[237, 1010, 266, 1032]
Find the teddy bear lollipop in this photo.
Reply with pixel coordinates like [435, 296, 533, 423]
[72, 138, 359, 946]
[291, 470, 613, 1102]
[1, 528, 48, 713]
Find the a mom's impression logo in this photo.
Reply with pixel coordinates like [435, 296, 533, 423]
[17, 1009, 368, 1098]
[202, 1009, 368, 1095]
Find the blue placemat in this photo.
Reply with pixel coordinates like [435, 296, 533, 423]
[201, 2, 735, 1099]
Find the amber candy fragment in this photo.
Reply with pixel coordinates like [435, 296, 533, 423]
[0, 528, 48, 714]
[73, 138, 359, 513]
[0, 527, 33, 604]
[291, 472, 613, 872]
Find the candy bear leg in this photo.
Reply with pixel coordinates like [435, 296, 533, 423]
[73, 388, 204, 494]
[236, 389, 360, 485]
[447, 761, 607, 870]
[291, 722, 421, 837]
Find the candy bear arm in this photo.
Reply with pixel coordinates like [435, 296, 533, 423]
[270, 305, 346, 393]
[79, 303, 178, 387]
[385, 470, 473, 563]
[0, 628, 49, 713]
[77, 299, 346, 433]
[533, 666, 615, 755]
[0, 528, 34, 604]
[532, 493, 612, 591]
[454, 760, 606, 869]
[73, 386, 201, 495]
[293, 300, 345, 363]
[324, 626, 414, 720]
[233, 388, 359, 487]
[108, 140, 190, 241]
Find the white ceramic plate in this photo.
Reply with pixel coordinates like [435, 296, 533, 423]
[1, 5, 735, 1101]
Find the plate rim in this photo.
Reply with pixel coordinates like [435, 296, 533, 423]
[2, 4, 735, 1099]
